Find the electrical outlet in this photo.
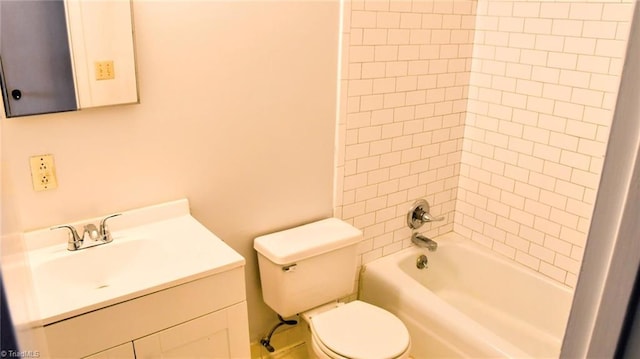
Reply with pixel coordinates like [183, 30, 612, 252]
[29, 155, 58, 191]
[95, 60, 115, 80]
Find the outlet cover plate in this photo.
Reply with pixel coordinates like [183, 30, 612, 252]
[29, 154, 58, 191]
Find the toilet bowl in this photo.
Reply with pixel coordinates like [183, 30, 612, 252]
[302, 301, 411, 359]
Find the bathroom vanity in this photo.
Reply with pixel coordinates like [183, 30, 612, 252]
[23, 199, 250, 358]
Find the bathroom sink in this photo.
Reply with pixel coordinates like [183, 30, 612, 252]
[23, 199, 245, 324]
[32, 237, 164, 293]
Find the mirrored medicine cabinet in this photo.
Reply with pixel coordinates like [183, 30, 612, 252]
[0, 0, 138, 118]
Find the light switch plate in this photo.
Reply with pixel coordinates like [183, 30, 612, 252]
[95, 61, 115, 80]
[29, 154, 58, 191]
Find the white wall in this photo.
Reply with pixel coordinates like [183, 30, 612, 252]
[1, 0, 339, 341]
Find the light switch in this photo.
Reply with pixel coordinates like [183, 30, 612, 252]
[95, 61, 115, 80]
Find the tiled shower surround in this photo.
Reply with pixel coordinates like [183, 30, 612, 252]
[334, 0, 635, 288]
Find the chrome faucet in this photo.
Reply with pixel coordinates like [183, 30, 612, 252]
[411, 232, 438, 251]
[51, 213, 122, 251]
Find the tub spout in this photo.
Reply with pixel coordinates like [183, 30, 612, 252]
[412, 233, 438, 251]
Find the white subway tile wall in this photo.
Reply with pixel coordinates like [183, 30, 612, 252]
[335, 0, 634, 289]
[459, 0, 634, 288]
[335, 0, 476, 267]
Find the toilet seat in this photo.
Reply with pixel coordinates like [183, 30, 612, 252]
[309, 301, 411, 359]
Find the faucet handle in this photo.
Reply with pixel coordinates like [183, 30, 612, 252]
[99, 213, 122, 242]
[51, 225, 83, 251]
[421, 212, 445, 222]
[407, 199, 444, 229]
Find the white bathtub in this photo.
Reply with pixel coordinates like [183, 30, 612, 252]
[360, 232, 573, 358]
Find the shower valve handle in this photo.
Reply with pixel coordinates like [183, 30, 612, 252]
[407, 199, 444, 229]
[419, 210, 445, 223]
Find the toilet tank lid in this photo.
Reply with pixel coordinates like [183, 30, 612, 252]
[254, 218, 363, 265]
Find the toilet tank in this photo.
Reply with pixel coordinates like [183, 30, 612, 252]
[254, 218, 363, 317]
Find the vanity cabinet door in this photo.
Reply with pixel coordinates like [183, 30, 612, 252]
[133, 302, 250, 358]
[82, 342, 135, 359]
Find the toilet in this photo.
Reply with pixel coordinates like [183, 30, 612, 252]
[254, 218, 411, 359]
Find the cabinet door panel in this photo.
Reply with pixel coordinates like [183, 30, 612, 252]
[134, 302, 249, 359]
